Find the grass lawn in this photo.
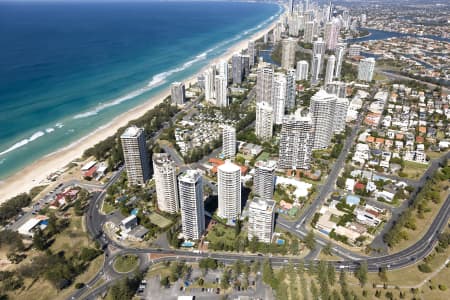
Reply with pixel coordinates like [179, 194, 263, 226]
[149, 213, 173, 228]
[206, 223, 243, 250]
[6, 211, 103, 300]
[146, 263, 172, 278]
[330, 214, 340, 223]
[369, 250, 449, 287]
[426, 150, 446, 160]
[256, 151, 270, 162]
[101, 201, 116, 215]
[236, 153, 252, 162]
[275, 246, 450, 300]
[50, 214, 95, 257]
[317, 251, 342, 261]
[113, 254, 139, 273]
[389, 180, 450, 254]
[373, 72, 388, 81]
[424, 262, 450, 299]
[402, 161, 429, 179]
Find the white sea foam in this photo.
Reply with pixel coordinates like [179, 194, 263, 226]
[45, 128, 55, 133]
[71, 5, 282, 121]
[73, 87, 150, 119]
[73, 51, 211, 120]
[55, 123, 64, 128]
[0, 131, 45, 157]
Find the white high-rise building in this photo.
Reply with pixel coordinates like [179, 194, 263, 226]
[311, 54, 322, 85]
[248, 41, 256, 67]
[358, 57, 376, 82]
[218, 160, 241, 222]
[281, 38, 297, 70]
[285, 69, 297, 111]
[304, 21, 315, 43]
[324, 18, 340, 50]
[178, 169, 205, 240]
[312, 38, 326, 72]
[254, 160, 276, 199]
[296, 60, 309, 81]
[273, 22, 282, 43]
[324, 55, 335, 85]
[278, 111, 313, 169]
[217, 60, 228, 83]
[288, 16, 299, 36]
[170, 82, 185, 105]
[215, 75, 228, 107]
[248, 198, 275, 243]
[334, 43, 346, 79]
[222, 125, 236, 159]
[121, 126, 150, 185]
[256, 64, 274, 104]
[334, 97, 349, 133]
[153, 153, 179, 214]
[255, 102, 274, 141]
[272, 72, 287, 125]
[204, 67, 215, 103]
[288, 0, 294, 15]
[310, 89, 337, 149]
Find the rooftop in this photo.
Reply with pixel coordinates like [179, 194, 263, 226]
[121, 126, 143, 138]
[250, 197, 275, 211]
[218, 160, 241, 173]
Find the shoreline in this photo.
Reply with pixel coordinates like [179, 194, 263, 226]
[0, 9, 282, 203]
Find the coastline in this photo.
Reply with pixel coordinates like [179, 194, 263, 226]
[0, 10, 282, 203]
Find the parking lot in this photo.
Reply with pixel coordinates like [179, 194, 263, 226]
[141, 268, 273, 300]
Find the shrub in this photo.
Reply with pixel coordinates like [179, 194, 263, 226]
[418, 263, 432, 273]
[75, 282, 85, 289]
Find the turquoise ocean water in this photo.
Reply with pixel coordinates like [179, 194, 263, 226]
[0, 1, 282, 179]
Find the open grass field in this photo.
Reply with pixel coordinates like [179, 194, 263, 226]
[389, 180, 450, 254]
[256, 151, 270, 162]
[101, 201, 115, 215]
[402, 160, 429, 179]
[113, 254, 139, 273]
[278, 246, 450, 300]
[149, 212, 173, 228]
[206, 223, 240, 249]
[50, 214, 95, 256]
[4, 210, 104, 300]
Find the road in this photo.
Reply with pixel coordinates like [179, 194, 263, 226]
[76, 189, 450, 299]
[66, 88, 450, 299]
[370, 151, 450, 252]
[73, 125, 450, 300]
[274, 93, 368, 261]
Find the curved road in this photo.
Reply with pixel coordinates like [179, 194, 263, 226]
[67, 93, 450, 299]
[70, 168, 450, 300]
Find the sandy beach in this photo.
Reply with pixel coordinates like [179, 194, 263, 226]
[0, 13, 281, 204]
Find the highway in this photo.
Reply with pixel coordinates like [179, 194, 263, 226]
[70, 128, 450, 300]
[66, 90, 450, 299]
[74, 191, 450, 300]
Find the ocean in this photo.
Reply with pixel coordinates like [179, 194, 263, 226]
[0, 1, 281, 179]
